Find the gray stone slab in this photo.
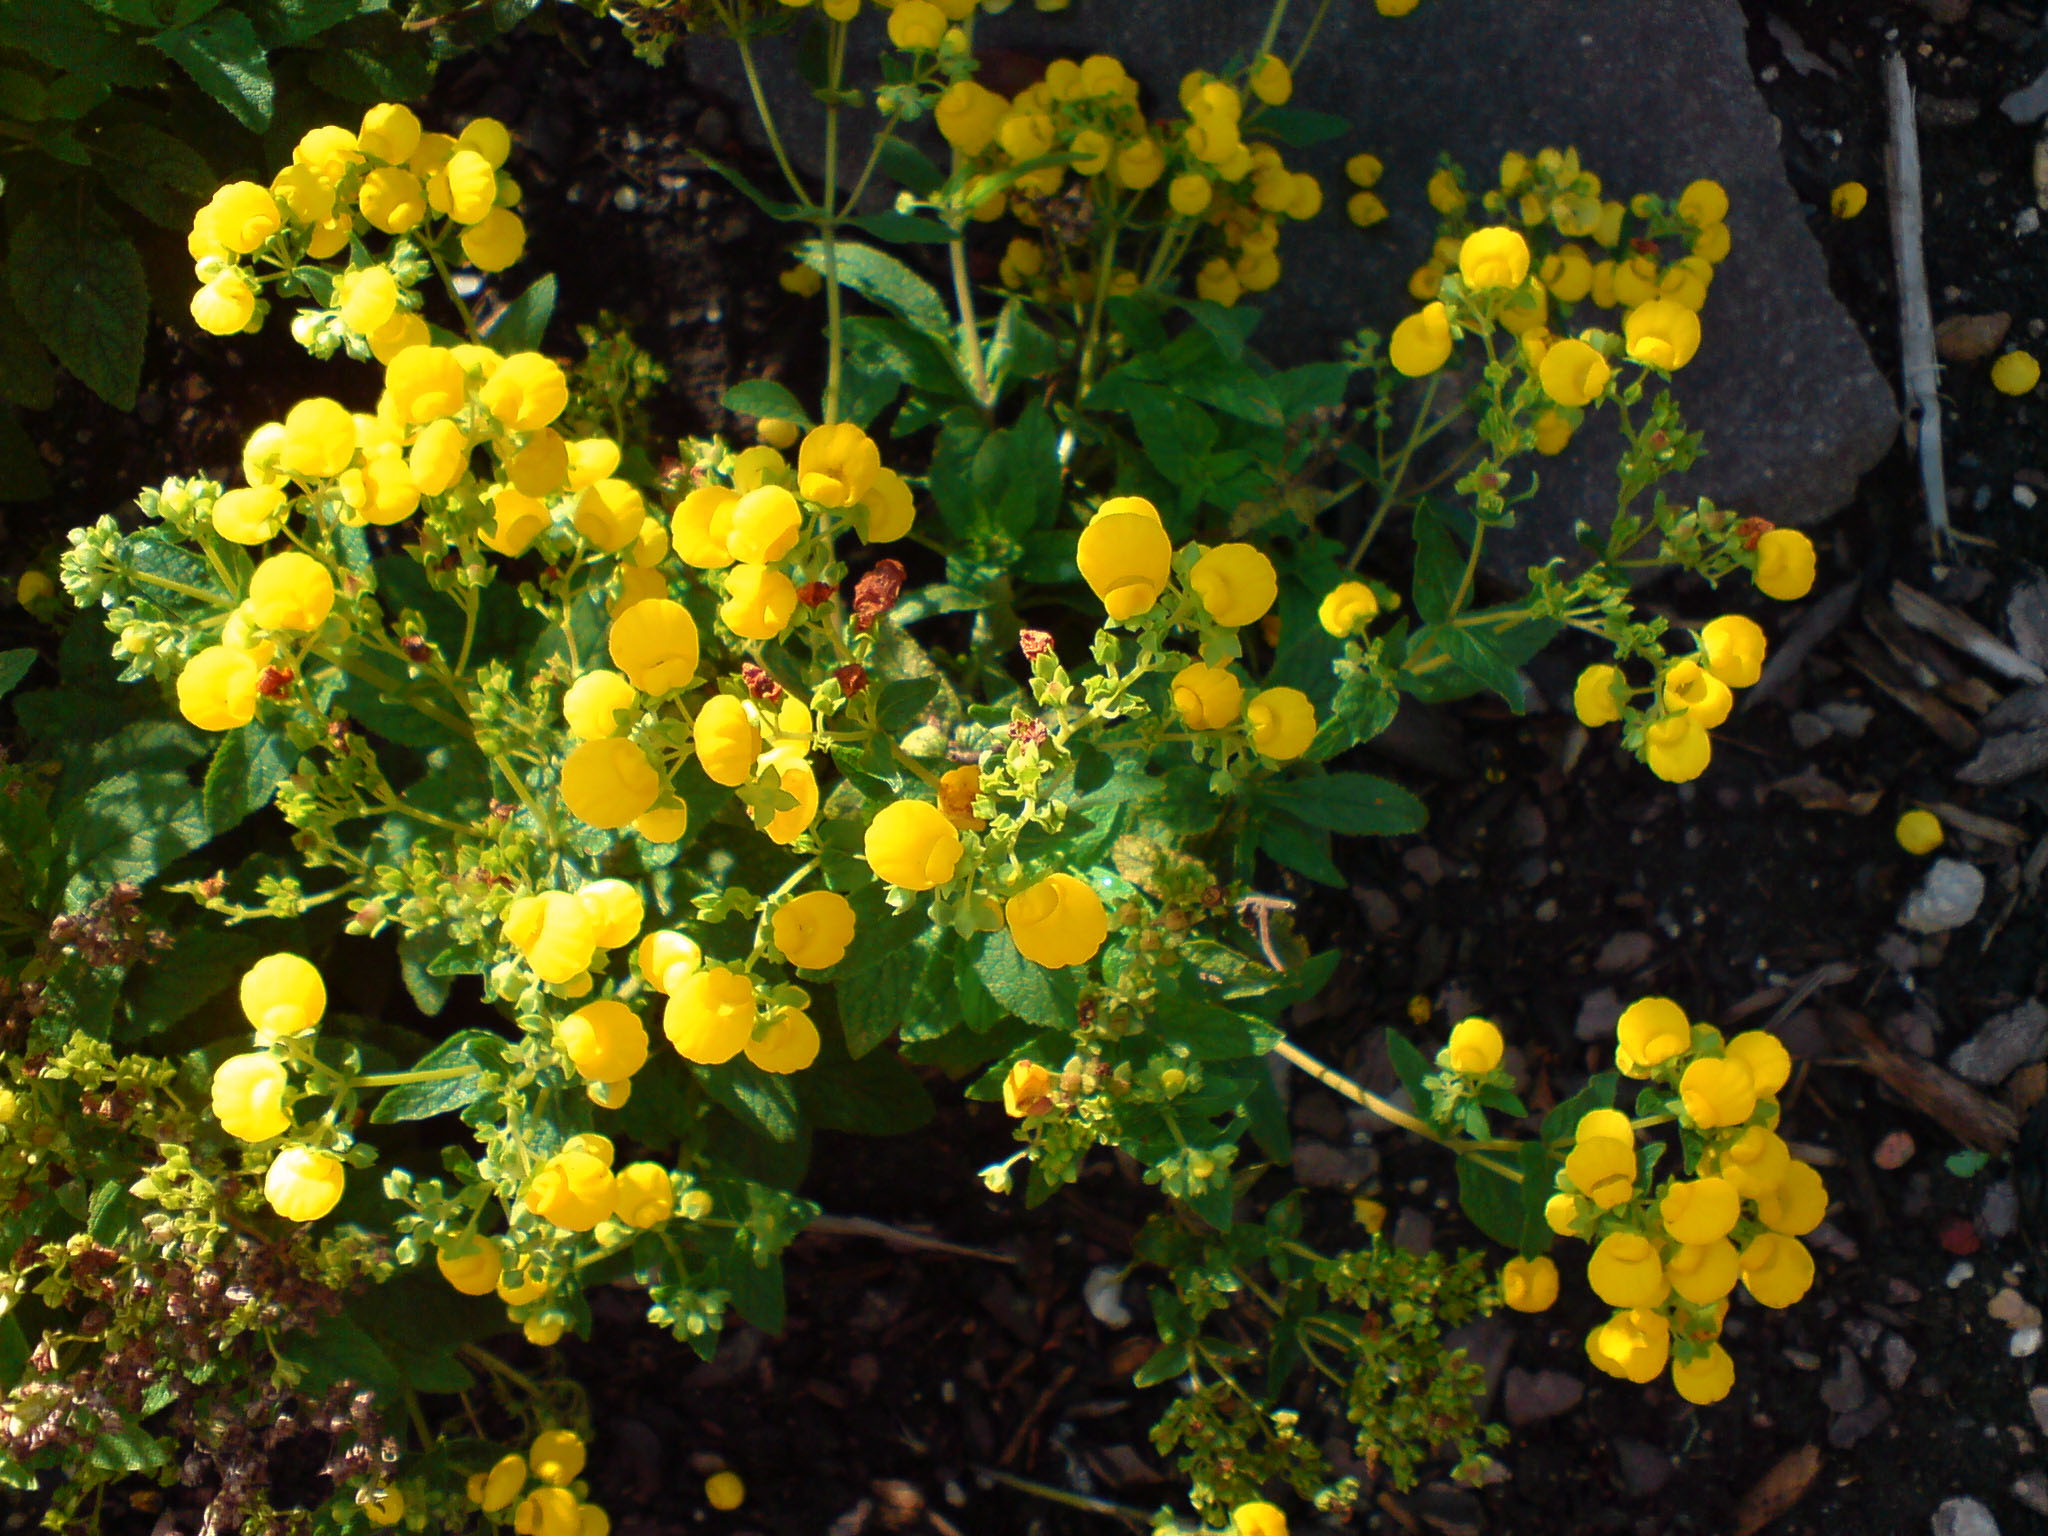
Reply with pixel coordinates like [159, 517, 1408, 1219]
[690, 0, 1897, 574]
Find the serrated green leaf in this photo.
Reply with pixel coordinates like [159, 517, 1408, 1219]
[974, 934, 1079, 1029]
[8, 198, 148, 410]
[56, 769, 210, 906]
[122, 920, 274, 1040]
[692, 1058, 802, 1143]
[721, 378, 811, 425]
[795, 237, 951, 340]
[875, 137, 944, 195]
[1256, 772, 1425, 838]
[149, 10, 272, 129]
[798, 1049, 933, 1135]
[398, 932, 452, 1017]
[202, 724, 294, 834]
[0, 650, 33, 701]
[1255, 810, 1343, 888]
[368, 1031, 502, 1122]
[90, 120, 216, 228]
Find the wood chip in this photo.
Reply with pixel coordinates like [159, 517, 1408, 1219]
[1956, 728, 2048, 786]
[1928, 801, 2028, 845]
[1934, 311, 2013, 362]
[1770, 768, 1882, 814]
[1732, 1444, 1822, 1536]
[2008, 578, 2048, 669]
[1833, 1008, 2018, 1153]
[1894, 580, 2048, 685]
[1981, 685, 2048, 733]
[1839, 630, 1981, 752]
[1749, 582, 1860, 708]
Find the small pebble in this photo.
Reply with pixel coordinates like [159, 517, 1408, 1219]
[2014, 1472, 2048, 1518]
[1875, 1130, 1917, 1169]
[1941, 1218, 1983, 1256]
[1880, 1333, 1917, 1390]
[2022, 207, 2044, 237]
[1783, 1348, 1823, 1370]
[2015, 1326, 2044, 1358]
[1082, 1265, 1133, 1328]
[2029, 1385, 2048, 1436]
[2018, 484, 2040, 509]
[1947, 1261, 1977, 1288]
[1931, 1495, 2002, 1536]
[1989, 1287, 2037, 1327]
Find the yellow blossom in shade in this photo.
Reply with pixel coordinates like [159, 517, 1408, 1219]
[1195, 258, 1242, 307]
[265, 1146, 345, 1222]
[571, 479, 644, 554]
[1389, 302, 1454, 376]
[279, 397, 356, 479]
[865, 800, 963, 890]
[246, 552, 334, 633]
[1168, 173, 1214, 218]
[1188, 543, 1278, 627]
[1500, 1255, 1558, 1312]
[1348, 191, 1390, 227]
[1752, 528, 1816, 600]
[1346, 153, 1384, 188]
[664, 967, 758, 1065]
[691, 695, 761, 788]
[1231, 1504, 1288, 1536]
[211, 1054, 291, 1141]
[727, 485, 804, 563]
[720, 565, 799, 641]
[506, 429, 568, 497]
[1701, 614, 1766, 688]
[753, 758, 819, 845]
[241, 953, 326, 1038]
[1828, 180, 1868, 219]
[745, 1006, 822, 1074]
[1712, 1124, 1791, 1198]
[1537, 337, 1611, 407]
[1112, 135, 1165, 191]
[212, 486, 287, 545]
[1172, 662, 1244, 730]
[502, 890, 600, 984]
[1672, 1343, 1737, 1405]
[1003, 1060, 1055, 1118]
[1247, 687, 1317, 761]
[436, 1236, 503, 1296]
[1691, 221, 1732, 263]
[561, 738, 661, 829]
[1755, 1159, 1829, 1235]
[1586, 1307, 1670, 1383]
[191, 271, 258, 336]
[772, 890, 857, 970]
[523, 1430, 586, 1490]
[1896, 809, 1944, 854]
[1588, 1232, 1669, 1309]
[177, 647, 262, 731]
[1532, 410, 1571, 455]
[463, 209, 527, 272]
[204, 182, 283, 254]
[607, 598, 700, 694]
[1677, 179, 1729, 226]
[796, 422, 880, 507]
[859, 468, 916, 542]
[477, 1455, 528, 1512]
[1661, 658, 1733, 729]
[1994, 350, 2042, 395]
[1562, 1135, 1636, 1210]
[1679, 1055, 1757, 1129]
[1666, 1238, 1740, 1305]
[1006, 874, 1108, 969]
[1458, 226, 1531, 290]
[1076, 497, 1173, 620]
[1661, 1176, 1739, 1245]
[1644, 712, 1710, 783]
[358, 167, 427, 233]
[1407, 261, 1445, 300]
[1443, 1017, 1503, 1074]
[479, 488, 548, 557]
[1424, 167, 1464, 214]
[527, 1151, 615, 1231]
[1540, 244, 1595, 302]
[1572, 664, 1624, 727]
[1725, 1029, 1791, 1097]
[1739, 1232, 1815, 1308]
[606, 1161, 675, 1227]
[1624, 299, 1702, 370]
[1545, 1192, 1585, 1236]
[557, 1000, 648, 1082]
[1249, 53, 1292, 105]
[1614, 995, 1689, 1074]
[938, 764, 987, 830]
[563, 671, 638, 741]
[1318, 581, 1379, 637]
[704, 1473, 746, 1512]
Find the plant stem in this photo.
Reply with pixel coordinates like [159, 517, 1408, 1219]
[1270, 1038, 1524, 1180]
[726, 5, 812, 206]
[425, 242, 483, 344]
[950, 235, 991, 407]
[1449, 522, 1487, 617]
[1287, 0, 1337, 74]
[352, 1064, 478, 1090]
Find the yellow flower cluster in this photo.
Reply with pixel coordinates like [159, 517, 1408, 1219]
[942, 56, 1322, 308]
[1537, 996, 1826, 1404]
[208, 953, 347, 1222]
[464, 1430, 611, 1536]
[188, 103, 525, 342]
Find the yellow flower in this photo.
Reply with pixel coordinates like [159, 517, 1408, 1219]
[1246, 687, 1317, 761]
[1425, 167, 1464, 214]
[1585, 1307, 1669, 1383]
[858, 468, 916, 542]
[636, 929, 703, 993]
[1711, 1124, 1791, 1198]
[352, 454, 420, 527]
[502, 891, 600, 984]
[1389, 302, 1453, 376]
[746, 1005, 821, 1074]
[577, 877, 643, 949]
[1112, 135, 1165, 191]
[1895, 808, 1944, 855]
[1692, 221, 1732, 263]
[1537, 337, 1611, 407]
[1188, 543, 1278, 627]
[211, 486, 287, 545]
[269, 164, 334, 225]
[1993, 350, 2042, 395]
[1666, 1238, 1740, 1305]
[1443, 1016, 1503, 1074]
[1317, 581, 1378, 637]
[241, 953, 326, 1039]
[203, 182, 282, 254]
[265, 1145, 346, 1222]
[481, 352, 568, 432]
[562, 670, 637, 742]
[177, 646, 262, 731]
[1544, 1192, 1583, 1236]
[1076, 497, 1172, 620]
[1346, 153, 1384, 188]
[1661, 658, 1732, 730]
[358, 101, 421, 163]
[1194, 258, 1242, 308]
[1738, 1233, 1814, 1308]
[1643, 713, 1710, 783]
[1168, 172, 1214, 218]
[797, 422, 880, 507]
[684, 696, 757, 789]
[479, 487, 547, 557]
[1623, 299, 1702, 370]
[938, 764, 987, 830]
[704, 1472, 746, 1512]
[752, 757, 819, 845]
[211, 1053, 291, 1141]
[279, 397, 356, 479]
[1754, 1159, 1828, 1235]
[1671, 1343, 1736, 1404]
[1249, 53, 1292, 105]
[1006, 873, 1108, 969]
[610, 1162, 675, 1227]
[1660, 1175, 1739, 1245]
[462, 208, 527, 272]
[560, 737, 661, 829]
[557, 1000, 649, 1082]
[772, 890, 857, 970]
[1540, 244, 1594, 303]
[1562, 1134, 1635, 1210]
[528, 1150, 616, 1231]
[1457, 226, 1530, 290]
[246, 552, 334, 633]
[570, 478, 644, 554]
[191, 271, 257, 336]
[1231, 1504, 1288, 1536]
[1572, 664, 1624, 727]
[1588, 1232, 1669, 1309]
[1679, 1055, 1756, 1129]
[934, 80, 1008, 154]
[435, 1236, 504, 1296]
[726, 485, 804, 564]
[1347, 191, 1390, 228]
[664, 967, 758, 1064]
[385, 346, 467, 424]
[293, 124, 363, 184]
[1172, 661, 1244, 730]
[350, 166, 423, 236]
[1500, 1254, 1558, 1312]
[888, 0, 945, 47]
[1752, 528, 1815, 601]
[1700, 614, 1765, 688]
[711, 564, 792, 641]
[1827, 180, 1868, 219]
[865, 800, 963, 890]
[1725, 1029, 1790, 1097]
[607, 599, 700, 695]
[1677, 179, 1729, 227]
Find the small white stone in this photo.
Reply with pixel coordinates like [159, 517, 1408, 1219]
[1082, 1264, 1133, 1328]
[1948, 1261, 1977, 1288]
[2014, 1326, 2044, 1359]
[2017, 484, 2040, 510]
[1900, 859, 1987, 934]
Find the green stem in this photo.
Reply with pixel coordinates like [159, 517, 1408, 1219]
[1348, 373, 1443, 568]
[727, 6, 813, 206]
[950, 235, 991, 408]
[308, 646, 476, 741]
[454, 586, 480, 676]
[425, 241, 483, 344]
[1286, 0, 1337, 73]
[1449, 522, 1486, 617]
[821, 22, 846, 422]
[116, 561, 231, 608]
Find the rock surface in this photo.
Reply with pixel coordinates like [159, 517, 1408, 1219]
[1948, 1000, 2048, 1084]
[691, 0, 1898, 572]
[1899, 858, 1988, 933]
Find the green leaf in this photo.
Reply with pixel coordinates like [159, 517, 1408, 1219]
[1456, 1143, 1554, 1257]
[483, 272, 556, 353]
[720, 1248, 786, 1333]
[1385, 1029, 1432, 1117]
[795, 238, 951, 341]
[722, 379, 812, 425]
[1249, 106, 1351, 146]
[398, 932, 453, 1016]
[0, 407, 52, 501]
[8, 198, 148, 410]
[1410, 502, 1466, 626]
[1256, 772, 1425, 838]
[278, 1311, 405, 1398]
[150, 10, 273, 128]
[1255, 810, 1343, 888]
[0, 650, 33, 702]
[1132, 1341, 1189, 1388]
[876, 138, 944, 195]
[91, 121, 216, 229]
[368, 1031, 503, 1122]
[844, 210, 960, 244]
[694, 148, 806, 221]
[1540, 1070, 1617, 1149]
[202, 724, 294, 835]
[306, 34, 433, 105]
[692, 1058, 802, 1143]
[0, 292, 57, 409]
[799, 1050, 934, 1135]
[56, 769, 210, 906]
[88, 1418, 167, 1474]
[974, 934, 1077, 1029]
[122, 920, 274, 1040]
